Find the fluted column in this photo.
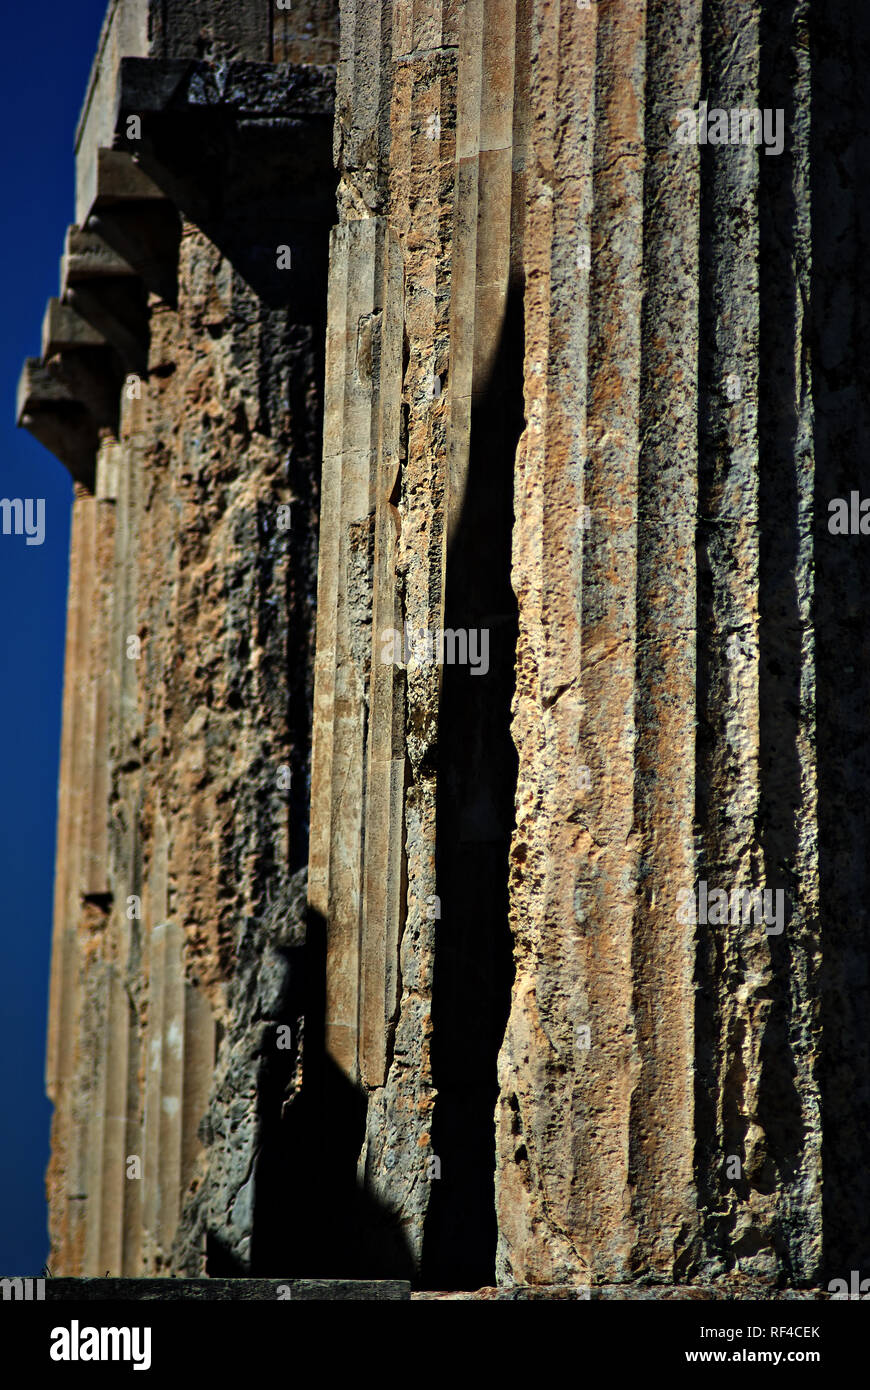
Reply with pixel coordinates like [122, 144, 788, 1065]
[497, 0, 824, 1288]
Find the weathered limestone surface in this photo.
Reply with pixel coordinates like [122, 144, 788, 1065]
[32, 0, 336, 1277]
[43, 1277, 409, 1300]
[305, 0, 868, 1294]
[24, 0, 870, 1296]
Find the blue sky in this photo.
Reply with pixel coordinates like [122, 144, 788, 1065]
[0, 0, 110, 1273]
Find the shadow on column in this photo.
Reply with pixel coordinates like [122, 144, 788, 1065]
[752, 0, 810, 1279]
[811, 0, 870, 1280]
[420, 278, 524, 1290]
[251, 907, 416, 1279]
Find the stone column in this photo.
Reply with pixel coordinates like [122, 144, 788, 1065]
[35, 0, 338, 1277]
[309, 0, 857, 1294]
[496, 0, 826, 1288]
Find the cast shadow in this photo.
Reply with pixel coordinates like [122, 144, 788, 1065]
[420, 277, 524, 1290]
[250, 907, 416, 1280]
[811, 0, 870, 1279]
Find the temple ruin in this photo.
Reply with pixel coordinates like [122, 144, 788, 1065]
[20, 0, 870, 1295]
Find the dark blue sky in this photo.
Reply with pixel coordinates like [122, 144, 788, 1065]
[0, 0, 110, 1273]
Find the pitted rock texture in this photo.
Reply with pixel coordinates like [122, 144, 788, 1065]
[171, 871, 307, 1275]
[45, 206, 327, 1274]
[36, 0, 870, 1296]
